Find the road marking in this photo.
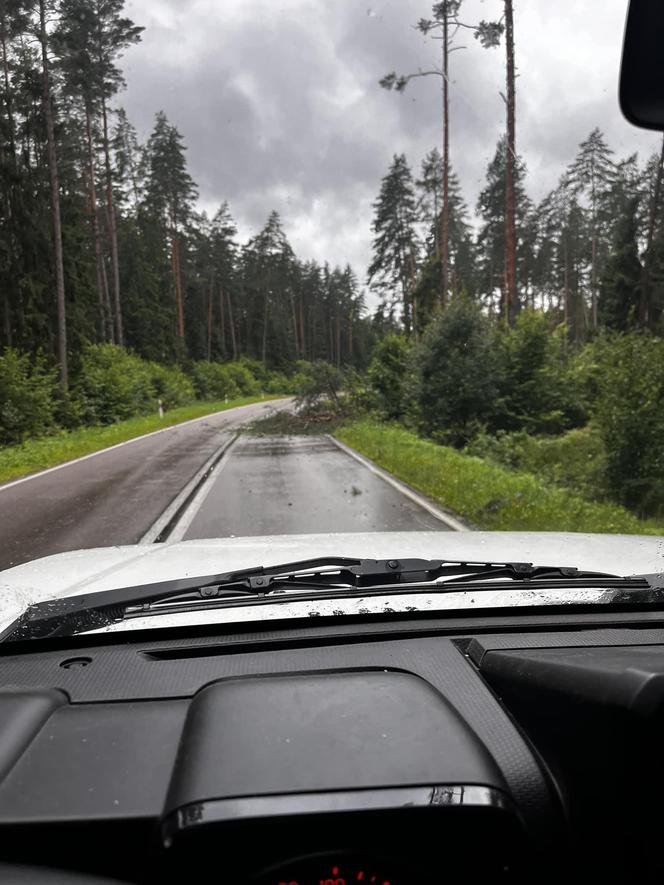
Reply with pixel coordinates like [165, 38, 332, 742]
[155, 435, 242, 543]
[327, 435, 470, 532]
[0, 399, 288, 494]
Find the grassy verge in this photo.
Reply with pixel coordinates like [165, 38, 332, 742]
[0, 395, 282, 485]
[337, 419, 664, 535]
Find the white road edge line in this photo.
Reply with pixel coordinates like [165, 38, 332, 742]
[327, 434, 469, 532]
[0, 398, 288, 494]
[138, 434, 236, 544]
[158, 435, 242, 544]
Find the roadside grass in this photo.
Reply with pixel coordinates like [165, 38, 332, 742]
[336, 419, 664, 535]
[0, 395, 282, 486]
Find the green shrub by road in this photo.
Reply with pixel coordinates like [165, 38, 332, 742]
[336, 420, 664, 535]
[465, 425, 609, 503]
[0, 396, 279, 486]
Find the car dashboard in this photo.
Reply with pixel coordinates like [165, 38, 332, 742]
[0, 607, 663, 884]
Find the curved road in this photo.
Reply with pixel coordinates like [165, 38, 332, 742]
[0, 400, 288, 570]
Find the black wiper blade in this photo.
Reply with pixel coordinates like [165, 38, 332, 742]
[0, 556, 629, 642]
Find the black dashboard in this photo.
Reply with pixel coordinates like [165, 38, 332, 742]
[0, 607, 663, 884]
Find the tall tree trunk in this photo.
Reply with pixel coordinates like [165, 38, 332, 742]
[335, 311, 341, 368]
[640, 134, 664, 329]
[206, 284, 212, 361]
[504, 0, 518, 326]
[102, 98, 123, 345]
[39, 0, 67, 389]
[1, 9, 16, 164]
[227, 289, 237, 360]
[299, 300, 305, 360]
[219, 285, 226, 358]
[563, 236, 570, 329]
[440, 9, 450, 307]
[291, 294, 299, 357]
[171, 230, 185, 339]
[99, 245, 114, 344]
[591, 232, 597, 328]
[85, 103, 112, 341]
[261, 294, 268, 364]
[2, 284, 10, 346]
[347, 312, 353, 360]
[1, 7, 15, 347]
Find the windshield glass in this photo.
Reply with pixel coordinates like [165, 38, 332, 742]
[1, 0, 662, 631]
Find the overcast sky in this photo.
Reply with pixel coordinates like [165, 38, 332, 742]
[121, 0, 660, 293]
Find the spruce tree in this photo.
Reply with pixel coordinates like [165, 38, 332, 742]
[599, 196, 642, 330]
[142, 111, 197, 343]
[568, 128, 615, 328]
[368, 154, 420, 333]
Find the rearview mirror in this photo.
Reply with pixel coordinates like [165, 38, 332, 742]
[620, 0, 664, 130]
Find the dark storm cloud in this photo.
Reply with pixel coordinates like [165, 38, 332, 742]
[121, 0, 661, 287]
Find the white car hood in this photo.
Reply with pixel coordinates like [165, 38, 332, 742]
[1, 531, 663, 638]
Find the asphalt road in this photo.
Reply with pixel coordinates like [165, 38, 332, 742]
[0, 400, 289, 571]
[172, 435, 453, 541]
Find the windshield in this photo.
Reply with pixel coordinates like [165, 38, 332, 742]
[1, 0, 663, 631]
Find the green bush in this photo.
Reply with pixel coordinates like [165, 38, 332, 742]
[0, 350, 59, 445]
[263, 371, 292, 394]
[367, 332, 413, 420]
[584, 333, 664, 516]
[148, 363, 195, 411]
[236, 356, 271, 387]
[225, 361, 260, 396]
[492, 311, 586, 435]
[74, 344, 157, 425]
[294, 361, 344, 409]
[190, 362, 241, 400]
[466, 426, 609, 502]
[413, 297, 499, 446]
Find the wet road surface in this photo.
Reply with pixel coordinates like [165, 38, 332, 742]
[173, 435, 453, 540]
[0, 400, 289, 570]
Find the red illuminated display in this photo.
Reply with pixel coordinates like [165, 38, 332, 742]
[276, 863, 391, 885]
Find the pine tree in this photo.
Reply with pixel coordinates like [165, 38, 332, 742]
[241, 210, 296, 365]
[476, 137, 528, 319]
[641, 137, 664, 328]
[207, 202, 237, 360]
[38, 0, 68, 388]
[381, 2, 502, 308]
[599, 196, 642, 330]
[112, 107, 141, 206]
[368, 154, 420, 333]
[503, 0, 518, 324]
[414, 163, 476, 326]
[54, 0, 141, 346]
[142, 111, 197, 342]
[417, 148, 443, 257]
[457, 2, 516, 319]
[534, 176, 589, 337]
[568, 128, 616, 328]
[93, 1, 142, 346]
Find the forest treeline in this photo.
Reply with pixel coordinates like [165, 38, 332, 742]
[359, 1, 664, 520]
[369, 133, 664, 338]
[0, 0, 371, 393]
[4, 0, 664, 528]
[373, 0, 664, 338]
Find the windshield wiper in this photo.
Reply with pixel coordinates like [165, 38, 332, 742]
[1, 556, 658, 642]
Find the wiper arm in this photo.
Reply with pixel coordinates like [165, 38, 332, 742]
[1, 556, 627, 642]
